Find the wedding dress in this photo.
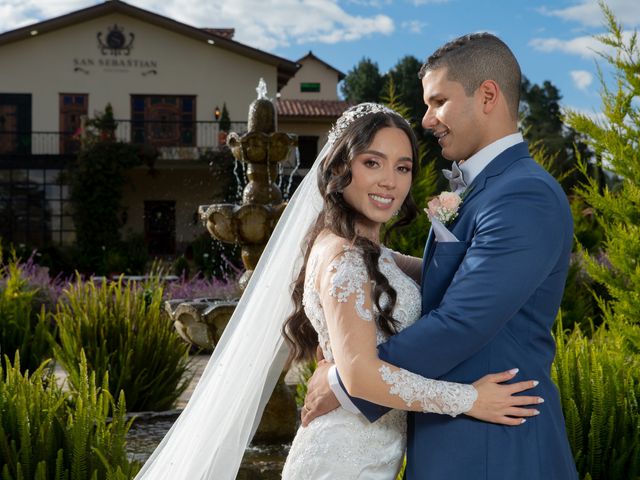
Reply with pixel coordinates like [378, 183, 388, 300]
[281, 242, 476, 479]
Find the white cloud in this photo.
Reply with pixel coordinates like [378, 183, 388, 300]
[529, 35, 603, 59]
[539, 0, 640, 28]
[346, 0, 392, 7]
[411, 0, 451, 5]
[401, 20, 427, 34]
[570, 70, 594, 91]
[0, 0, 395, 50]
[529, 30, 634, 59]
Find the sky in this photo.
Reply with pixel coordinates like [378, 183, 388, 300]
[1, 0, 639, 116]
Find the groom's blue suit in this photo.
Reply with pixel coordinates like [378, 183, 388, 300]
[339, 142, 578, 479]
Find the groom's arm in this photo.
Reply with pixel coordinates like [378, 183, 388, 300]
[342, 176, 572, 421]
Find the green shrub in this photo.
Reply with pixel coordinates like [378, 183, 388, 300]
[0, 352, 138, 479]
[553, 316, 640, 479]
[558, 260, 601, 335]
[0, 250, 53, 373]
[293, 360, 316, 408]
[565, 3, 640, 329]
[52, 275, 191, 411]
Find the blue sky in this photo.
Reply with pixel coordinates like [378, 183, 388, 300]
[1, 0, 638, 115]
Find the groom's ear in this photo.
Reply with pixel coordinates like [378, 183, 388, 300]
[478, 79, 499, 112]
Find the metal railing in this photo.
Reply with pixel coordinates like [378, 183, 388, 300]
[0, 120, 248, 160]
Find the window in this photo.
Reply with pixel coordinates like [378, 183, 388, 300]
[0, 94, 32, 155]
[0, 168, 73, 247]
[300, 83, 321, 93]
[59, 93, 88, 154]
[131, 95, 196, 147]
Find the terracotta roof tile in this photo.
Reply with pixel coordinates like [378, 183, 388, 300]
[201, 28, 235, 39]
[277, 99, 352, 118]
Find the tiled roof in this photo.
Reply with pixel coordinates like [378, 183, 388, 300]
[201, 28, 235, 39]
[277, 99, 352, 118]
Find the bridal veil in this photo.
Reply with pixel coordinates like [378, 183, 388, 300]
[135, 142, 327, 479]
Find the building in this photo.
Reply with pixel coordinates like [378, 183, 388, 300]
[0, 0, 349, 256]
[279, 51, 349, 172]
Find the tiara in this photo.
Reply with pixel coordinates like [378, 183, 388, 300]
[327, 102, 402, 146]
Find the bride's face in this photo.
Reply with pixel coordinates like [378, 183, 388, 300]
[342, 127, 413, 237]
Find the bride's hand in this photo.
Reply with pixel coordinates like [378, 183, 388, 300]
[466, 369, 543, 426]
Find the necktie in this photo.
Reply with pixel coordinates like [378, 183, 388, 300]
[442, 162, 467, 193]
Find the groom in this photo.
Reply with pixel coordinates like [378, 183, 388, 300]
[303, 33, 578, 479]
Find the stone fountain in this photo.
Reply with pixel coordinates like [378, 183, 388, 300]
[200, 79, 295, 290]
[165, 79, 298, 445]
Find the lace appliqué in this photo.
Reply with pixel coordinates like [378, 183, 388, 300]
[378, 365, 478, 417]
[327, 247, 373, 322]
[302, 245, 420, 362]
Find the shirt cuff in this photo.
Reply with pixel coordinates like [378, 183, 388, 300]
[328, 365, 360, 415]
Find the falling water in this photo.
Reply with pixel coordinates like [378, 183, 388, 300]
[241, 162, 248, 193]
[276, 163, 284, 193]
[232, 159, 245, 202]
[266, 159, 274, 201]
[211, 238, 223, 252]
[284, 147, 301, 199]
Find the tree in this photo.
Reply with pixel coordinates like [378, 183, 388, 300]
[520, 77, 591, 192]
[219, 102, 231, 132]
[68, 104, 157, 273]
[386, 55, 425, 125]
[565, 1, 640, 333]
[341, 57, 385, 103]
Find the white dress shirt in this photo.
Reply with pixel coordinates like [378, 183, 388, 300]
[328, 132, 525, 414]
[459, 132, 523, 186]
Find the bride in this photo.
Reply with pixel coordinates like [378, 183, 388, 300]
[136, 103, 540, 480]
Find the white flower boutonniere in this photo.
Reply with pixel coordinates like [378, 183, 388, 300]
[424, 191, 462, 225]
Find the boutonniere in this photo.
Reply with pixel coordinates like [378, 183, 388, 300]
[424, 191, 463, 225]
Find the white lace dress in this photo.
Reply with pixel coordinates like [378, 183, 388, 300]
[281, 244, 476, 479]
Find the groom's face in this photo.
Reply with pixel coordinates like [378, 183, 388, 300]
[421, 67, 484, 162]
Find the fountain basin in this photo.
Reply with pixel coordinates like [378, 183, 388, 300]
[199, 203, 286, 246]
[165, 298, 238, 350]
[227, 131, 296, 166]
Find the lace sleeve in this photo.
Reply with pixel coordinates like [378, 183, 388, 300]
[327, 246, 373, 322]
[379, 365, 477, 417]
[316, 238, 477, 418]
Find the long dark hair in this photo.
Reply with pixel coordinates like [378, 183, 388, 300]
[282, 109, 419, 364]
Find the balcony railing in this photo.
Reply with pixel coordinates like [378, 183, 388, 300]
[0, 120, 248, 160]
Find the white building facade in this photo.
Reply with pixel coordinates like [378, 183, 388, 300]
[0, 1, 349, 256]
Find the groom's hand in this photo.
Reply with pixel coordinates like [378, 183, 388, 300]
[301, 359, 339, 427]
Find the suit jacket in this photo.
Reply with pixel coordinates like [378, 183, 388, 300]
[339, 143, 578, 479]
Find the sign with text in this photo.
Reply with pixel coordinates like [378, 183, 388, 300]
[72, 24, 158, 75]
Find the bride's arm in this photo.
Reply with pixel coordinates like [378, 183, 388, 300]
[317, 241, 540, 419]
[391, 251, 422, 285]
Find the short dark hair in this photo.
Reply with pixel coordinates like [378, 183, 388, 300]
[418, 33, 521, 119]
